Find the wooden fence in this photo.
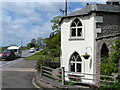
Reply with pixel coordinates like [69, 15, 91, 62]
[40, 64, 117, 87]
[40, 64, 61, 81]
[99, 74, 117, 87]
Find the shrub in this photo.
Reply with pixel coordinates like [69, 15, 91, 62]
[100, 40, 120, 76]
[35, 55, 60, 71]
[100, 82, 120, 89]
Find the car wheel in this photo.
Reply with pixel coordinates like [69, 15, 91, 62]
[13, 56, 16, 60]
[5, 58, 10, 61]
[5, 58, 8, 61]
[10, 57, 13, 61]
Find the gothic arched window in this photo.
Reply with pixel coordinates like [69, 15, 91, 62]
[71, 18, 83, 38]
[70, 52, 82, 72]
[101, 43, 109, 62]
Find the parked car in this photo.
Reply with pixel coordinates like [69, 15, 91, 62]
[36, 48, 39, 51]
[0, 49, 16, 61]
[29, 48, 35, 53]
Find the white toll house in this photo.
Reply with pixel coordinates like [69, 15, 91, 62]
[60, 0, 120, 85]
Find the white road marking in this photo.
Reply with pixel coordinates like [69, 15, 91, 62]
[2, 68, 37, 72]
[0, 59, 22, 68]
[0, 61, 14, 68]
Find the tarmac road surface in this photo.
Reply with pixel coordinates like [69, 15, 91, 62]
[1, 50, 42, 89]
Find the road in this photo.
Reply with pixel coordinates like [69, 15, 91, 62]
[0, 50, 36, 67]
[1, 50, 42, 89]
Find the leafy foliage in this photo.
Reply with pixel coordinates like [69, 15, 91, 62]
[43, 16, 61, 57]
[27, 43, 35, 48]
[100, 82, 120, 89]
[51, 16, 61, 32]
[100, 40, 120, 76]
[35, 16, 62, 71]
[44, 31, 61, 49]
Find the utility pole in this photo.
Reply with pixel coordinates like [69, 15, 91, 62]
[60, 0, 68, 16]
[65, 0, 67, 16]
[21, 41, 22, 47]
[39, 24, 41, 38]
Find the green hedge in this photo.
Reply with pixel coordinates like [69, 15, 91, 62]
[35, 55, 60, 71]
[100, 82, 120, 90]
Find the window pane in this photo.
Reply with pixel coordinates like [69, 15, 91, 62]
[77, 63, 81, 72]
[71, 63, 75, 72]
[77, 56, 82, 61]
[71, 29, 76, 36]
[77, 28, 82, 36]
[71, 55, 75, 61]
[78, 21, 82, 26]
[71, 22, 76, 27]
[74, 18, 79, 24]
[74, 52, 79, 58]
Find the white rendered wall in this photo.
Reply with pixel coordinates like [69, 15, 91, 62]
[61, 14, 96, 84]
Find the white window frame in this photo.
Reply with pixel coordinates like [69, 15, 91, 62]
[69, 52, 82, 73]
[70, 18, 84, 40]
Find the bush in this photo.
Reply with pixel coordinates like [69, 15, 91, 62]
[100, 40, 120, 76]
[100, 82, 120, 89]
[35, 55, 60, 71]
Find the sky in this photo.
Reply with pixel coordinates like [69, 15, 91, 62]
[1, 0, 107, 47]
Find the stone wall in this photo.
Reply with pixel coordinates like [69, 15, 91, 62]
[95, 12, 120, 76]
[96, 12, 120, 37]
[96, 36, 120, 74]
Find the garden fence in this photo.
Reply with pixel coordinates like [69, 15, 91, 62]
[40, 64, 117, 87]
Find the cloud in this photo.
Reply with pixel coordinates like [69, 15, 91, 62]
[2, 1, 107, 46]
[2, 2, 64, 46]
[2, 31, 22, 46]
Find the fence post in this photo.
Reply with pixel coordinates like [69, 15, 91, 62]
[62, 67, 65, 85]
[114, 75, 117, 83]
[97, 73, 100, 88]
[40, 64, 42, 77]
[118, 59, 120, 81]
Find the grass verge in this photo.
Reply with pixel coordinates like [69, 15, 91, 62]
[24, 49, 60, 62]
[24, 50, 44, 61]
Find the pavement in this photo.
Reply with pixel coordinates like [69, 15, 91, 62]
[33, 71, 90, 90]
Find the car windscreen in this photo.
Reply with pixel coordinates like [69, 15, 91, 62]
[3, 50, 11, 54]
[30, 49, 34, 50]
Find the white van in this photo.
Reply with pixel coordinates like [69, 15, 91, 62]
[7, 46, 22, 58]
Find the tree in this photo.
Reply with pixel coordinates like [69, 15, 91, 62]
[44, 16, 61, 49]
[43, 16, 62, 57]
[27, 43, 35, 48]
[101, 40, 120, 76]
[37, 37, 44, 48]
[37, 37, 42, 45]
[44, 31, 61, 50]
[51, 16, 61, 34]
[31, 39, 36, 45]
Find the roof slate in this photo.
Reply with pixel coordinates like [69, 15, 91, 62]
[68, 4, 120, 17]
[59, 4, 120, 24]
[107, 0, 120, 2]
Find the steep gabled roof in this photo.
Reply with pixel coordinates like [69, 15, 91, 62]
[59, 4, 120, 24]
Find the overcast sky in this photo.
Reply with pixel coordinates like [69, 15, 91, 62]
[1, 0, 106, 46]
